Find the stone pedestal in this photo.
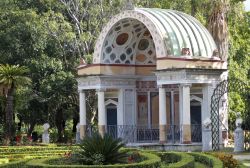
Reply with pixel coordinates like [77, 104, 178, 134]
[234, 127, 244, 152]
[42, 123, 50, 144]
[42, 133, 50, 144]
[202, 128, 212, 151]
[76, 123, 81, 144]
[234, 112, 244, 152]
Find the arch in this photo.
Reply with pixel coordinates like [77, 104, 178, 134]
[93, 10, 166, 64]
[93, 8, 217, 64]
[190, 95, 203, 103]
[211, 78, 250, 150]
[105, 99, 118, 106]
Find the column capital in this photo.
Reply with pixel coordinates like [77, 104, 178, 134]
[158, 85, 165, 89]
[78, 89, 86, 93]
[179, 83, 192, 88]
[96, 88, 106, 92]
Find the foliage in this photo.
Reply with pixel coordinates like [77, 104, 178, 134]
[158, 152, 194, 168]
[189, 152, 223, 168]
[210, 152, 240, 168]
[0, 0, 249, 140]
[0, 64, 31, 144]
[25, 152, 161, 168]
[78, 133, 127, 165]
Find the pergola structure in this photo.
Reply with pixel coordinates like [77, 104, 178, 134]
[77, 7, 228, 150]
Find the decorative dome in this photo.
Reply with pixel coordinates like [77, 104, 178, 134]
[93, 8, 217, 64]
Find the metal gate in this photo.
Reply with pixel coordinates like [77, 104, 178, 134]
[210, 78, 250, 151]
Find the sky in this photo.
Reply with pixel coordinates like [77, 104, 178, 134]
[244, 0, 250, 11]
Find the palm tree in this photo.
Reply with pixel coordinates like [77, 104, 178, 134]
[0, 64, 31, 144]
[208, 0, 229, 61]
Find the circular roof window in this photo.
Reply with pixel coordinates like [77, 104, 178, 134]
[116, 33, 129, 46]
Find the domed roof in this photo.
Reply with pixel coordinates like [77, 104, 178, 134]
[93, 8, 217, 64]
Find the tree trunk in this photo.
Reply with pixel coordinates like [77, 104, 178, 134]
[4, 85, 15, 144]
[208, 0, 229, 61]
[27, 122, 36, 137]
[55, 108, 64, 142]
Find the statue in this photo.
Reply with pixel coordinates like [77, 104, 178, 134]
[42, 123, 50, 144]
[235, 112, 243, 128]
[234, 112, 244, 152]
[124, 0, 134, 10]
[203, 118, 211, 129]
[76, 123, 81, 144]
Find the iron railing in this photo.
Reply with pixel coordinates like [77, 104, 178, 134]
[86, 125, 202, 144]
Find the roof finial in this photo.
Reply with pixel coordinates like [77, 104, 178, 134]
[125, 0, 134, 10]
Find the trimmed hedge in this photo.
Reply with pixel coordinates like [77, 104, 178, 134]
[0, 160, 28, 168]
[189, 152, 223, 168]
[159, 152, 194, 168]
[25, 152, 161, 168]
[0, 158, 9, 164]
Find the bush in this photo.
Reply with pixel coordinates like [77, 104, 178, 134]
[210, 152, 240, 168]
[189, 152, 223, 168]
[77, 133, 127, 165]
[0, 160, 28, 168]
[0, 158, 9, 164]
[25, 152, 161, 168]
[158, 152, 194, 168]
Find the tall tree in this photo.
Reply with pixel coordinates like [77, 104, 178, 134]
[208, 0, 229, 60]
[0, 64, 31, 144]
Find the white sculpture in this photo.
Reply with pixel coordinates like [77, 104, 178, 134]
[75, 123, 81, 144]
[235, 112, 243, 128]
[124, 0, 134, 10]
[203, 118, 212, 129]
[42, 123, 50, 144]
[234, 112, 244, 152]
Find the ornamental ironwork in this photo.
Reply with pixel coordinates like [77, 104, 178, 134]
[211, 78, 250, 150]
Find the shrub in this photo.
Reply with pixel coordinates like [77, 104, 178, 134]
[210, 152, 240, 168]
[158, 152, 194, 168]
[77, 133, 127, 165]
[25, 152, 161, 168]
[0, 160, 28, 168]
[189, 152, 223, 168]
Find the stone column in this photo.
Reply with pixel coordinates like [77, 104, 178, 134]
[79, 90, 86, 140]
[179, 84, 191, 144]
[202, 84, 213, 151]
[117, 89, 124, 138]
[159, 86, 167, 143]
[98, 89, 106, 137]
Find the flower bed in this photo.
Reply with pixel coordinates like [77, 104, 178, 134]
[25, 152, 161, 168]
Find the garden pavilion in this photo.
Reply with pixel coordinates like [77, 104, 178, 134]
[77, 7, 228, 151]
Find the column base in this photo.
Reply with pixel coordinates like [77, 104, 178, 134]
[181, 125, 191, 144]
[80, 125, 86, 140]
[98, 125, 106, 137]
[159, 125, 166, 143]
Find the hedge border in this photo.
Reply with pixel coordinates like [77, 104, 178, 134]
[159, 152, 194, 168]
[189, 152, 223, 168]
[0, 159, 28, 168]
[25, 152, 161, 168]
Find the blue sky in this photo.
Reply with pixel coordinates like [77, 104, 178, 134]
[244, 0, 250, 11]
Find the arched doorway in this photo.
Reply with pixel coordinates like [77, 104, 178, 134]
[211, 78, 250, 150]
[190, 95, 202, 142]
[105, 99, 118, 139]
